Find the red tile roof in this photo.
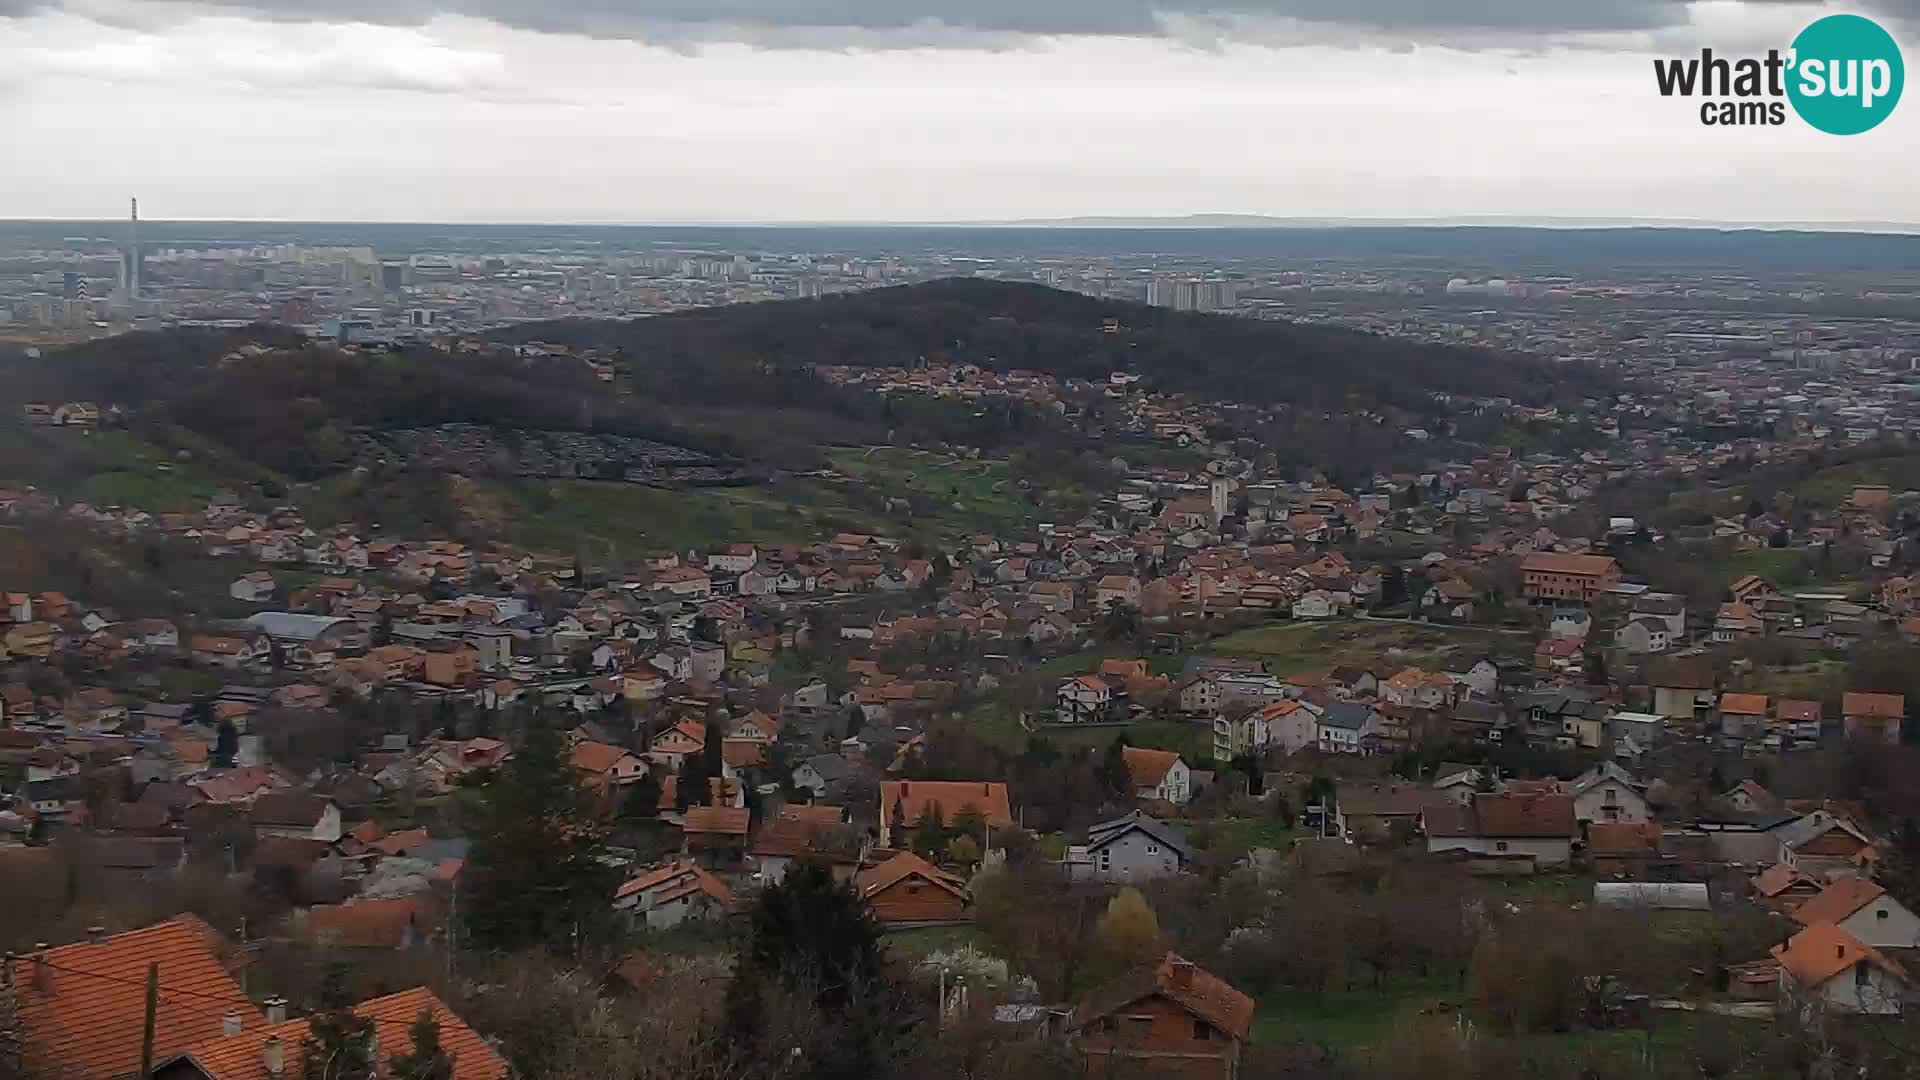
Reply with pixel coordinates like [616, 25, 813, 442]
[856, 850, 968, 901]
[879, 781, 1013, 830]
[179, 986, 506, 1080]
[1843, 691, 1904, 719]
[1070, 953, 1254, 1042]
[1520, 552, 1618, 577]
[1772, 923, 1907, 989]
[17, 916, 255, 1080]
[681, 805, 751, 837]
[1122, 746, 1181, 789]
[301, 898, 422, 949]
[1791, 877, 1888, 929]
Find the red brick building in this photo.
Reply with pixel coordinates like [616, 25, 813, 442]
[1068, 953, 1254, 1080]
[1520, 552, 1620, 605]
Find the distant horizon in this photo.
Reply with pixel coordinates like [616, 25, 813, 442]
[4, 214, 1919, 236]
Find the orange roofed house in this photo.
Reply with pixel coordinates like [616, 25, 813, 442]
[856, 850, 972, 926]
[1519, 552, 1620, 606]
[156, 986, 507, 1079]
[14, 916, 258, 1079]
[1068, 953, 1255, 1080]
[877, 780, 1013, 848]
[1770, 922, 1911, 1016]
[1842, 691, 1905, 746]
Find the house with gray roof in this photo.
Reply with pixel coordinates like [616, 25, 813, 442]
[1067, 811, 1192, 883]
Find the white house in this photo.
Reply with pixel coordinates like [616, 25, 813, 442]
[1123, 747, 1190, 805]
[1175, 675, 1222, 716]
[1567, 763, 1651, 825]
[1213, 672, 1290, 709]
[1318, 702, 1382, 754]
[1615, 617, 1670, 655]
[1056, 675, 1112, 722]
[229, 572, 276, 603]
[707, 544, 758, 574]
[250, 793, 343, 844]
[1446, 659, 1499, 699]
[1291, 591, 1341, 619]
[1094, 575, 1141, 610]
[1773, 923, 1910, 1015]
[613, 861, 732, 930]
[791, 754, 851, 799]
[1792, 879, 1920, 951]
[1424, 792, 1576, 868]
[649, 646, 695, 682]
[1382, 668, 1454, 710]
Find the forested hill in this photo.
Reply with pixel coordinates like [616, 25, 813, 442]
[499, 278, 1606, 411]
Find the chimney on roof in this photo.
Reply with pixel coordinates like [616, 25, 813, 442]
[266, 996, 288, 1024]
[1169, 960, 1195, 990]
[223, 1009, 244, 1037]
[31, 945, 48, 991]
[262, 1035, 284, 1077]
[87, 925, 106, 944]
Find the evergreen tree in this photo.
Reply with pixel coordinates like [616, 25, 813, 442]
[700, 715, 726, 803]
[910, 803, 947, 857]
[950, 804, 989, 846]
[213, 718, 239, 768]
[675, 753, 703, 812]
[844, 704, 866, 740]
[623, 770, 662, 820]
[388, 1009, 454, 1080]
[1379, 567, 1408, 609]
[723, 861, 886, 1075]
[1584, 647, 1609, 685]
[435, 697, 459, 741]
[462, 711, 618, 954]
[300, 971, 374, 1080]
[1099, 736, 1133, 798]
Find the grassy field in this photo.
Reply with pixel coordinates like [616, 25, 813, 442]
[826, 447, 1046, 539]
[1252, 976, 1461, 1047]
[1781, 453, 1920, 509]
[1208, 620, 1515, 674]
[488, 478, 881, 556]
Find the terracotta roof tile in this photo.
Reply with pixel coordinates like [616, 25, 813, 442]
[18, 916, 254, 1079]
[1070, 952, 1254, 1042]
[1772, 922, 1907, 989]
[179, 986, 505, 1080]
[301, 899, 422, 949]
[879, 781, 1013, 829]
[1791, 877, 1887, 929]
[1843, 691, 1904, 719]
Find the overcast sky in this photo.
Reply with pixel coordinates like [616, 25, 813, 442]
[1, 0, 1914, 224]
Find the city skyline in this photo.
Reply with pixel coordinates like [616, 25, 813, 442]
[2, 0, 1915, 225]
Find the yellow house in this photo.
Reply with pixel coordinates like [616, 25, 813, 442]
[3, 621, 55, 659]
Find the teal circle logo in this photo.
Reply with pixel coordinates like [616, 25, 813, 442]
[1787, 14, 1904, 134]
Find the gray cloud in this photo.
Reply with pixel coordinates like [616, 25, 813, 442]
[6, 0, 1914, 44]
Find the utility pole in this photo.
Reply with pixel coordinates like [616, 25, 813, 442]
[139, 962, 158, 1079]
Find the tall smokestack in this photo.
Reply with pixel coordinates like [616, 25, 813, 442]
[123, 197, 143, 301]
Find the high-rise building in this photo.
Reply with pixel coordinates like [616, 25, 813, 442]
[119, 197, 145, 301]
